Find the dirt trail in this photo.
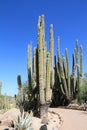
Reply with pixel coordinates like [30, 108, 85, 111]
[49, 108, 87, 130]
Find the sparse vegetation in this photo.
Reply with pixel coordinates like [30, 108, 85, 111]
[77, 74, 87, 103]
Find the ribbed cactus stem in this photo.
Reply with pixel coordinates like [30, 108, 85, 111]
[76, 40, 79, 64]
[38, 16, 45, 105]
[50, 24, 54, 67]
[41, 15, 45, 42]
[72, 53, 75, 73]
[32, 48, 36, 89]
[58, 38, 69, 100]
[17, 75, 22, 92]
[38, 16, 41, 29]
[57, 61, 65, 95]
[59, 56, 69, 99]
[33, 48, 37, 80]
[73, 64, 80, 92]
[65, 48, 71, 98]
[62, 56, 67, 79]
[50, 24, 54, 88]
[17, 75, 23, 103]
[43, 42, 46, 90]
[46, 52, 51, 103]
[41, 15, 46, 91]
[71, 53, 75, 95]
[27, 44, 32, 94]
[58, 36, 60, 59]
[80, 45, 83, 77]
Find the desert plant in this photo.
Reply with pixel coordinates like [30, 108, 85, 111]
[17, 14, 84, 115]
[77, 74, 87, 103]
[14, 111, 33, 130]
[0, 81, 2, 95]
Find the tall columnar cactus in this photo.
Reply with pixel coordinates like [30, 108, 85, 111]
[65, 48, 71, 99]
[17, 75, 24, 114]
[71, 53, 75, 98]
[75, 40, 79, 64]
[62, 56, 67, 79]
[80, 45, 83, 77]
[58, 36, 60, 59]
[72, 53, 75, 74]
[17, 75, 23, 102]
[42, 13, 46, 87]
[33, 48, 37, 80]
[0, 81, 2, 95]
[27, 44, 32, 94]
[43, 42, 46, 93]
[46, 52, 51, 103]
[41, 15, 46, 93]
[50, 24, 54, 89]
[17, 14, 84, 114]
[57, 37, 66, 96]
[74, 40, 81, 92]
[38, 15, 53, 118]
[72, 64, 80, 92]
[31, 48, 37, 89]
[50, 24, 54, 68]
[17, 75, 22, 95]
[38, 15, 45, 105]
[57, 37, 69, 101]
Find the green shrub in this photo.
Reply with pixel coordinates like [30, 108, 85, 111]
[77, 80, 87, 103]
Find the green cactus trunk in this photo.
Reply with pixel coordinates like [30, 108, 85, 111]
[80, 45, 83, 86]
[17, 75, 23, 114]
[50, 24, 54, 89]
[65, 48, 71, 100]
[46, 52, 51, 103]
[75, 40, 79, 92]
[71, 54, 75, 99]
[38, 16, 45, 106]
[27, 44, 32, 94]
[57, 37, 69, 101]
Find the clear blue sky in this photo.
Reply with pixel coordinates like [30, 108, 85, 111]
[0, 0, 87, 96]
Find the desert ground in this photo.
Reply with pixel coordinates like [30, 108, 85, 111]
[0, 108, 87, 130]
[51, 108, 87, 130]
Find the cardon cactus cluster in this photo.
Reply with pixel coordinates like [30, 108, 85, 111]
[53, 37, 83, 105]
[16, 14, 83, 118]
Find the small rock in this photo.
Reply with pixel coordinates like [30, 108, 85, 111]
[39, 125, 48, 130]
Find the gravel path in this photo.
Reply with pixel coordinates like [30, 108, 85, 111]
[49, 108, 87, 130]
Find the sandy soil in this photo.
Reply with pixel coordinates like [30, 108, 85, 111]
[50, 108, 87, 130]
[0, 108, 87, 130]
[0, 108, 61, 130]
